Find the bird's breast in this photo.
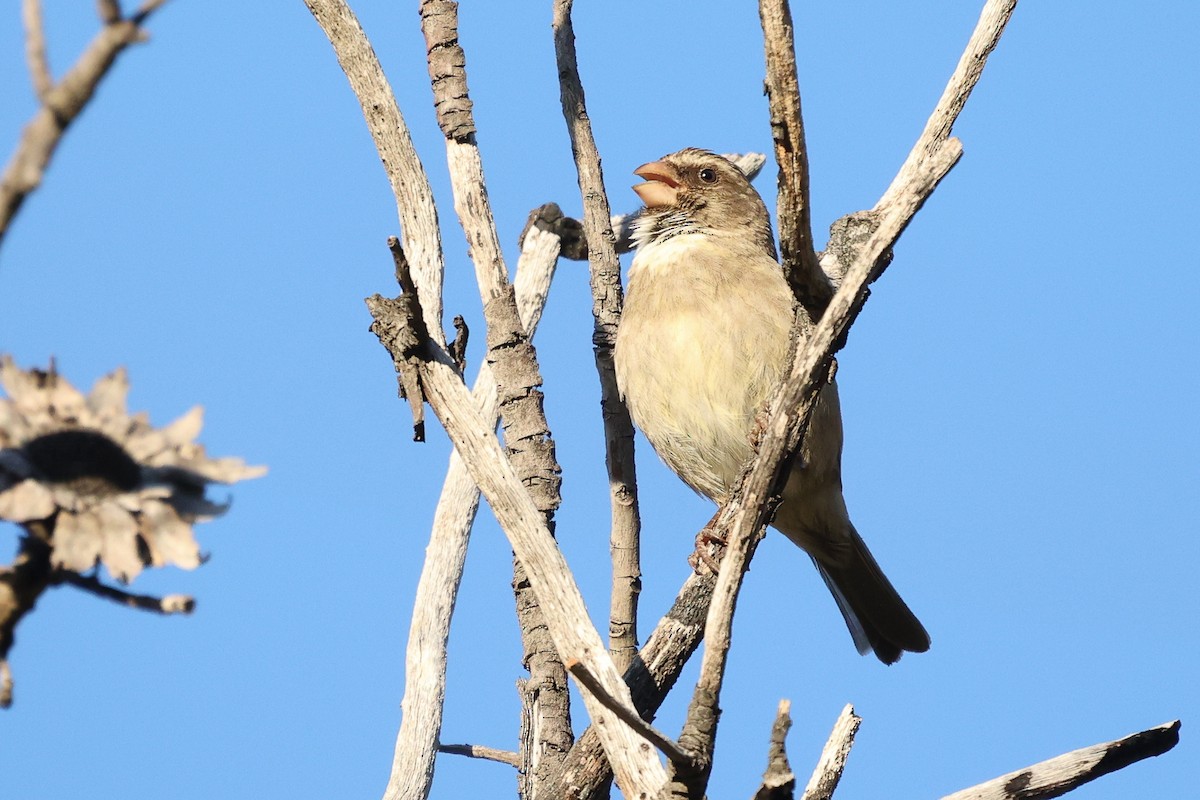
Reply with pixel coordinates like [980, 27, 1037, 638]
[615, 235, 793, 500]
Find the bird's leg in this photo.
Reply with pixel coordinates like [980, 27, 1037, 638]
[689, 511, 727, 575]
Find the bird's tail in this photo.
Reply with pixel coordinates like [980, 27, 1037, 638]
[809, 523, 930, 665]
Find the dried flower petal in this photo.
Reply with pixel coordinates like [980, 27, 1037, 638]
[0, 478, 55, 521]
[139, 499, 201, 570]
[95, 502, 142, 583]
[51, 509, 102, 573]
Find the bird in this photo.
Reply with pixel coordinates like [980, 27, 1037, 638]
[613, 147, 930, 664]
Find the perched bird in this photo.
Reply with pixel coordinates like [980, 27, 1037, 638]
[614, 148, 929, 664]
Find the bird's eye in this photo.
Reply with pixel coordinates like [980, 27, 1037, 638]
[698, 167, 718, 184]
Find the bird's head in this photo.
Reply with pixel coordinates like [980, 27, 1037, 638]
[631, 148, 776, 258]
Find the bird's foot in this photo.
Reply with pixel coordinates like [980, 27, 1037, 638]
[689, 520, 726, 575]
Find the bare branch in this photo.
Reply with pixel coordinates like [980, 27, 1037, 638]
[941, 720, 1181, 800]
[801, 704, 861, 800]
[551, 0, 643, 679]
[383, 217, 562, 800]
[565, 659, 693, 768]
[22, 0, 54, 102]
[758, 0, 832, 316]
[753, 700, 796, 800]
[418, 5, 575, 793]
[54, 571, 194, 614]
[1, 4, 168, 251]
[875, 0, 1018, 211]
[303, 0, 446, 344]
[438, 743, 522, 769]
[367, 253, 668, 798]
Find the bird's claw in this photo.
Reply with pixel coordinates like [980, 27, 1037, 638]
[689, 525, 727, 575]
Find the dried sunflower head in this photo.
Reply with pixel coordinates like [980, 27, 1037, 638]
[0, 357, 266, 583]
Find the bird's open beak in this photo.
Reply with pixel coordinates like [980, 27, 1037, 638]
[633, 161, 681, 208]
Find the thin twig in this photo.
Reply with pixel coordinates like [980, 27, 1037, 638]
[383, 216, 562, 800]
[801, 704, 861, 800]
[565, 660, 693, 769]
[55, 571, 195, 614]
[551, 0, 643, 679]
[438, 743, 522, 769]
[940, 720, 1181, 800]
[22, 0, 54, 102]
[1, 3, 169, 251]
[758, 0, 832, 316]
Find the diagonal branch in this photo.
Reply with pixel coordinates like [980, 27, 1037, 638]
[801, 704, 861, 800]
[383, 210, 564, 800]
[877, 0, 1018, 212]
[551, 0, 643, 676]
[565, 660, 692, 768]
[1, 2, 171, 252]
[368, 253, 668, 798]
[940, 720, 1181, 800]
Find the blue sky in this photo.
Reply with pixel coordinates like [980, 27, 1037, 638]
[1, 2, 1196, 798]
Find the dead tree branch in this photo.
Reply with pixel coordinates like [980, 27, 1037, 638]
[758, 0, 831, 316]
[367, 249, 668, 797]
[438, 743, 522, 769]
[22, 0, 53, 102]
[565, 660, 693, 768]
[941, 720, 1181, 800]
[753, 700, 797, 800]
[548, 1, 1012, 796]
[1, 1, 171, 252]
[551, 0, 643, 676]
[801, 705, 861, 800]
[543, 572, 717, 799]
[419, 4, 573, 794]
[384, 212, 561, 800]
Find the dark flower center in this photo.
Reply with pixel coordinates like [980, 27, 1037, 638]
[23, 430, 142, 494]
